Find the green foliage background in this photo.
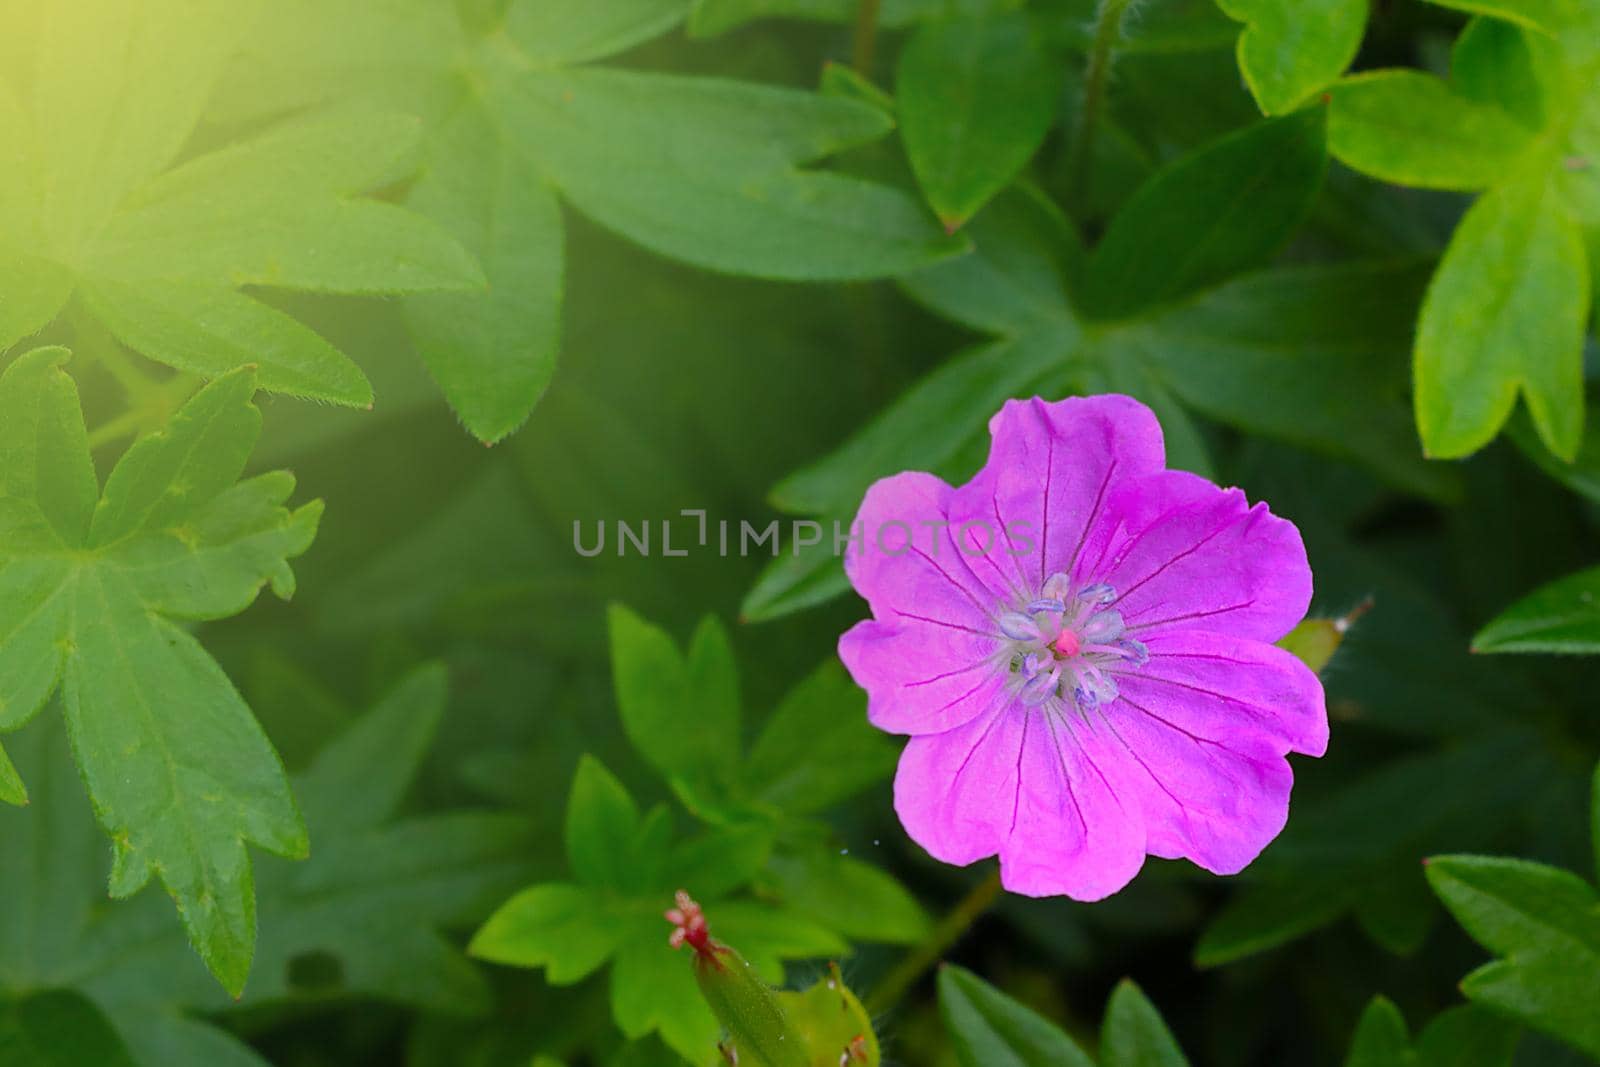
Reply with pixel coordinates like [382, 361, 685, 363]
[0, 0, 1597, 1064]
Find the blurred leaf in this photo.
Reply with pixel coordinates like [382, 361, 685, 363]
[1472, 564, 1600, 654]
[897, 12, 1061, 229]
[1216, 0, 1366, 115]
[0, 991, 139, 1067]
[687, 0, 1000, 36]
[938, 965, 1095, 1067]
[0, 11, 487, 405]
[1418, 0, 1577, 33]
[0, 669, 532, 1067]
[764, 850, 931, 944]
[1082, 109, 1328, 319]
[1100, 980, 1189, 1067]
[1451, 17, 1544, 129]
[0, 350, 320, 995]
[1426, 854, 1600, 1059]
[1326, 72, 1531, 191]
[1414, 177, 1589, 462]
[1344, 998, 1518, 1067]
[1196, 733, 1551, 966]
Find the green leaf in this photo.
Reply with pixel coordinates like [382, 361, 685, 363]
[1083, 109, 1328, 319]
[938, 965, 1095, 1067]
[1134, 260, 1453, 501]
[1472, 564, 1600, 653]
[490, 67, 967, 281]
[403, 102, 564, 442]
[566, 755, 645, 891]
[0, 348, 319, 996]
[1216, 0, 1367, 115]
[765, 850, 930, 944]
[1101, 980, 1190, 1067]
[1327, 71, 1532, 191]
[896, 12, 1061, 229]
[0, 665, 531, 1065]
[1414, 176, 1590, 461]
[608, 607, 741, 794]
[1414, 1005, 1520, 1067]
[1451, 17, 1544, 129]
[506, 0, 688, 66]
[1345, 997, 1412, 1067]
[1426, 855, 1600, 1059]
[1419, 0, 1578, 34]
[744, 660, 898, 814]
[1, 10, 485, 404]
[469, 883, 626, 985]
[0, 991, 139, 1067]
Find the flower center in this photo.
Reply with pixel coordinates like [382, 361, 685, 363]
[996, 574, 1148, 715]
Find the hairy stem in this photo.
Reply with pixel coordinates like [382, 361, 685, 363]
[852, 0, 883, 75]
[866, 867, 1004, 1014]
[1067, 0, 1135, 211]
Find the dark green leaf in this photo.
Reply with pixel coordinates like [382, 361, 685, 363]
[1100, 980, 1190, 1067]
[0, 991, 138, 1067]
[1083, 109, 1328, 319]
[897, 13, 1061, 229]
[938, 965, 1095, 1067]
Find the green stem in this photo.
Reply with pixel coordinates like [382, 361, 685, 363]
[852, 0, 883, 75]
[1067, 0, 1135, 212]
[866, 867, 1003, 1015]
[72, 313, 161, 404]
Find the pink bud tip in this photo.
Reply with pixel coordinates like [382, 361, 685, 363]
[666, 890, 714, 956]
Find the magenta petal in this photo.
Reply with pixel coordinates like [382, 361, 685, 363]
[1121, 630, 1329, 757]
[997, 713, 1147, 900]
[1087, 470, 1312, 644]
[893, 707, 1148, 901]
[1104, 633, 1327, 874]
[954, 396, 1166, 588]
[839, 619, 1008, 736]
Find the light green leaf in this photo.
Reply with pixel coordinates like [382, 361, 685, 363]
[938, 964, 1095, 1067]
[1426, 855, 1600, 1059]
[1101, 980, 1190, 1067]
[1472, 564, 1600, 653]
[608, 606, 741, 793]
[1217, 0, 1367, 115]
[896, 12, 1061, 229]
[0, 349, 317, 996]
[0, 991, 139, 1067]
[565, 755, 644, 891]
[470, 884, 627, 985]
[1414, 176, 1590, 461]
[765, 850, 930, 944]
[1083, 109, 1328, 319]
[506, 0, 688, 66]
[1327, 71, 1532, 191]
[1, 10, 482, 405]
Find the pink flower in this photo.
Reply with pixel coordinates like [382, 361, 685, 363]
[838, 396, 1327, 900]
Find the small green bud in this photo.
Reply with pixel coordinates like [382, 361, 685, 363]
[667, 893, 878, 1067]
[1277, 597, 1372, 675]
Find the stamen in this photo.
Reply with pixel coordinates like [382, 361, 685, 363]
[996, 578, 1145, 716]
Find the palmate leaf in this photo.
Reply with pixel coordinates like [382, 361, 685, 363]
[1326, 9, 1600, 461]
[0, 665, 534, 1067]
[0, 347, 319, 995]
[0, 0, 483, 406]
[208, 0, 964, 442]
